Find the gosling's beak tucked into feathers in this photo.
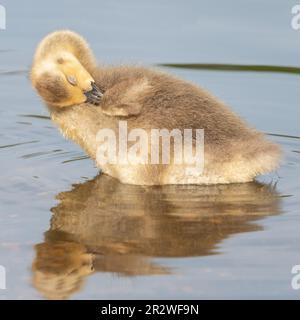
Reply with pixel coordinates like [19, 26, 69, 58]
[84, 82, 103, 105]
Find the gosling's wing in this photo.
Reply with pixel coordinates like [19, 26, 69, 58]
[101, 103, 142, 117]
[99, 78, 151, 117]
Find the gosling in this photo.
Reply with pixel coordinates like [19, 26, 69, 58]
[30, 30, 281, 185]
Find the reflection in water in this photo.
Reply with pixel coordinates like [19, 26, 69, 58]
[32, 175, 282, 299]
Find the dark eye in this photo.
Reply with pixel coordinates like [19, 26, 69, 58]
[66, 75, 77, 86]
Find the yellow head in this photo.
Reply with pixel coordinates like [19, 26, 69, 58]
[31, 31, 102, 108]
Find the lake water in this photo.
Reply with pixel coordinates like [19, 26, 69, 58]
[0, 0, 300, 299]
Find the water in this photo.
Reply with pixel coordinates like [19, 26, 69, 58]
[0, 0, 300, 299]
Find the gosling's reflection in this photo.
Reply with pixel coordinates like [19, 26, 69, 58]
[32, 174, 282, 299]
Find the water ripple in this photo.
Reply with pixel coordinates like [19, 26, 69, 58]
[19, 114, 51, 120]
[62, 155, 90, 164]
[0, 70, 28, 76]
[0, 140, 39, 149]
[266, 133, 300, 140]
[158, 63, 300, 75]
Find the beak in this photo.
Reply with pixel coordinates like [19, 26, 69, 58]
[84, 82, 103, 105]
